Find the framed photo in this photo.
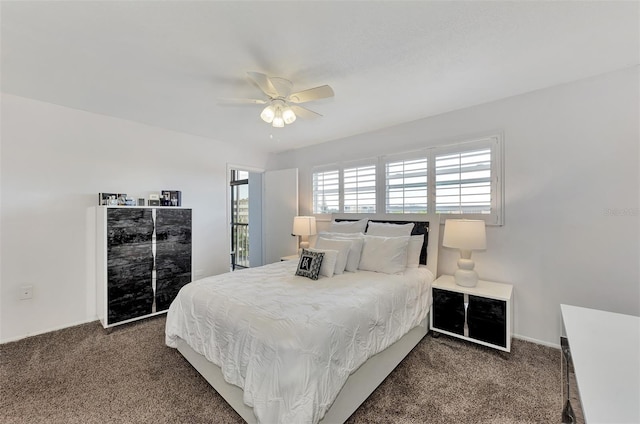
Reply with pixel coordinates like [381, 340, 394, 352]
[99, 192, 127, 206]
[161, 190, 181, 206]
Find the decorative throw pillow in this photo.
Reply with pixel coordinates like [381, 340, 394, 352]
[295, 249, 324, 280]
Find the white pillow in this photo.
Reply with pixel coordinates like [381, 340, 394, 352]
[330, 218, 368, 233]
[318, 232, 364, 272]
[315, 238, 352, 275]
[318, 231, 364, 239]
[406, 234, 425, 268]
[358, 235, 410, 275]
[307, 248, 339, 278]
[366, 221, 414, 237]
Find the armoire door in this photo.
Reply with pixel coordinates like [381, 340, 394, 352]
[106, 208, 154, 324]
[155, 208, 192, 311]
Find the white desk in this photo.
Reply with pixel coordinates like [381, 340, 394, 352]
[561, 304, 640, 423]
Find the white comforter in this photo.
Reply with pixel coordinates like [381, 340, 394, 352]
[165, 260, 433, 424]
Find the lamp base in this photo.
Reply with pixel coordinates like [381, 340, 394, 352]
[454, 258, 478, 287]
[454, 269, 479, 287]
[299, 239, 310, 254]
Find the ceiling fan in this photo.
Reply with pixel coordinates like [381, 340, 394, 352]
[221, 72, 334, 128]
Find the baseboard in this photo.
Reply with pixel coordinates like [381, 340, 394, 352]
[2, 319, 562, 350]
[0, 318, 98, 344]
[513, 333, 560, 349]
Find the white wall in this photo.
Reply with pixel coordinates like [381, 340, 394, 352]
[0, 94, 269, 342]
[268, 66, 640, 346]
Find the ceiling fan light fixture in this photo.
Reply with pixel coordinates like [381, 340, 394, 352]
[260, 104, 275, 123]
[282, 107, 296, 124]
[234, 72, 333, 128]
[272, 117, 285, 128]
[272, 107, 285, 128]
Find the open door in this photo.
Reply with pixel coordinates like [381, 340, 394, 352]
[248, 172, 263, 267]
[263, 168, 299, 264]
[230, 169, 250, 270]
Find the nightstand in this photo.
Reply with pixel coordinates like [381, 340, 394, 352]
[280, 254, 300, 261]
[430, 275, 513, 352]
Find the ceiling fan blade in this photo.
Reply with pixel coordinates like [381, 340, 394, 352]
[288, 85, 334, 104]
[218, 98, 267, 105]
[247, 71, 280, 98]
[290, 105, 322, 120]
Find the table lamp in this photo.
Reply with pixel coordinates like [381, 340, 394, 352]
[292, 216, 317, 252]
[442, 219, 487, 287]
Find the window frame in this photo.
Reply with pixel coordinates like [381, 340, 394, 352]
[311, 134, 504, 225]
[384, 150, 429, 215]
[312, 165, 341, 214]
[430, 135, 503, 225]
[342, 159, 378, 214]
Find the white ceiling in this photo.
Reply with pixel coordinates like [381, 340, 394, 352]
[2, 1, 638, 154]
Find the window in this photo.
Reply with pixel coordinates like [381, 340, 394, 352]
[435, 147, 492, 214]
[430, 136, 502, 224]
[344, 164, 376, 213]
[386, 158, 428, 214]
[312, 134, 503, 224]
[312, 169, 339, 214]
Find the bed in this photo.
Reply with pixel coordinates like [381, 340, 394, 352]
[165, 213, 440, 423]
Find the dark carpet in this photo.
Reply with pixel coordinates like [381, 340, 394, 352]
[0, 316, 561, 423]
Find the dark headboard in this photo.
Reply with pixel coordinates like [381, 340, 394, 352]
[330, 213, 440, 276]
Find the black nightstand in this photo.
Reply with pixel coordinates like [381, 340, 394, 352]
[430, 275, 513, 352]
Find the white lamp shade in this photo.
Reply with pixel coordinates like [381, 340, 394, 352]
[260, 105, 275, 123]
[272, 106, 284, 128]
[261, 99, 297, 127]
[292, 216, 317, 236]
[442, 219, 486, 250]
[282, 107, 296, 124]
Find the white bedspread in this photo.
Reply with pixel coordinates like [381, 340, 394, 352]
[165, 260, 433, 424]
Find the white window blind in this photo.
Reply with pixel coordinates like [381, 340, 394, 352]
[343, 164, 376, 213]
[313, 169, 340, 214]
[386, 158, 428, 213]
[435, 148, 492, 214]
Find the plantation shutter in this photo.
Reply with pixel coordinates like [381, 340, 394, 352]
[343, 164, 376, 213]
[385, 157, 428, 213]
[435, 148, 492, 214]
[312, 169, 340, 214]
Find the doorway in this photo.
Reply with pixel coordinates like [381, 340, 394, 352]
[228, 166, 298, 270]
[229, 168, 264, 270]
[230, 169, 249, 270]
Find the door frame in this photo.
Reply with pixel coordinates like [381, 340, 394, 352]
[226, 163, 265, 269]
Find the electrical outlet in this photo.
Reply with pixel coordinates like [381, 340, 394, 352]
[19, 285, 33, 300]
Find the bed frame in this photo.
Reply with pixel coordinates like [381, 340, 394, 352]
[175, 213, 440, 423]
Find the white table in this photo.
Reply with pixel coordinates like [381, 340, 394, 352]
[561, 304, 640, 423]
[280, 254, 299, 261]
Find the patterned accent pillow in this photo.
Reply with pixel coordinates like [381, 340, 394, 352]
[295, 249, 324, 280]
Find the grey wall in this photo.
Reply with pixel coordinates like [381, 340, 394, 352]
[2, 67, 637, 346]
[268, 67, 640, 346]
[0, 94, 269, 342]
